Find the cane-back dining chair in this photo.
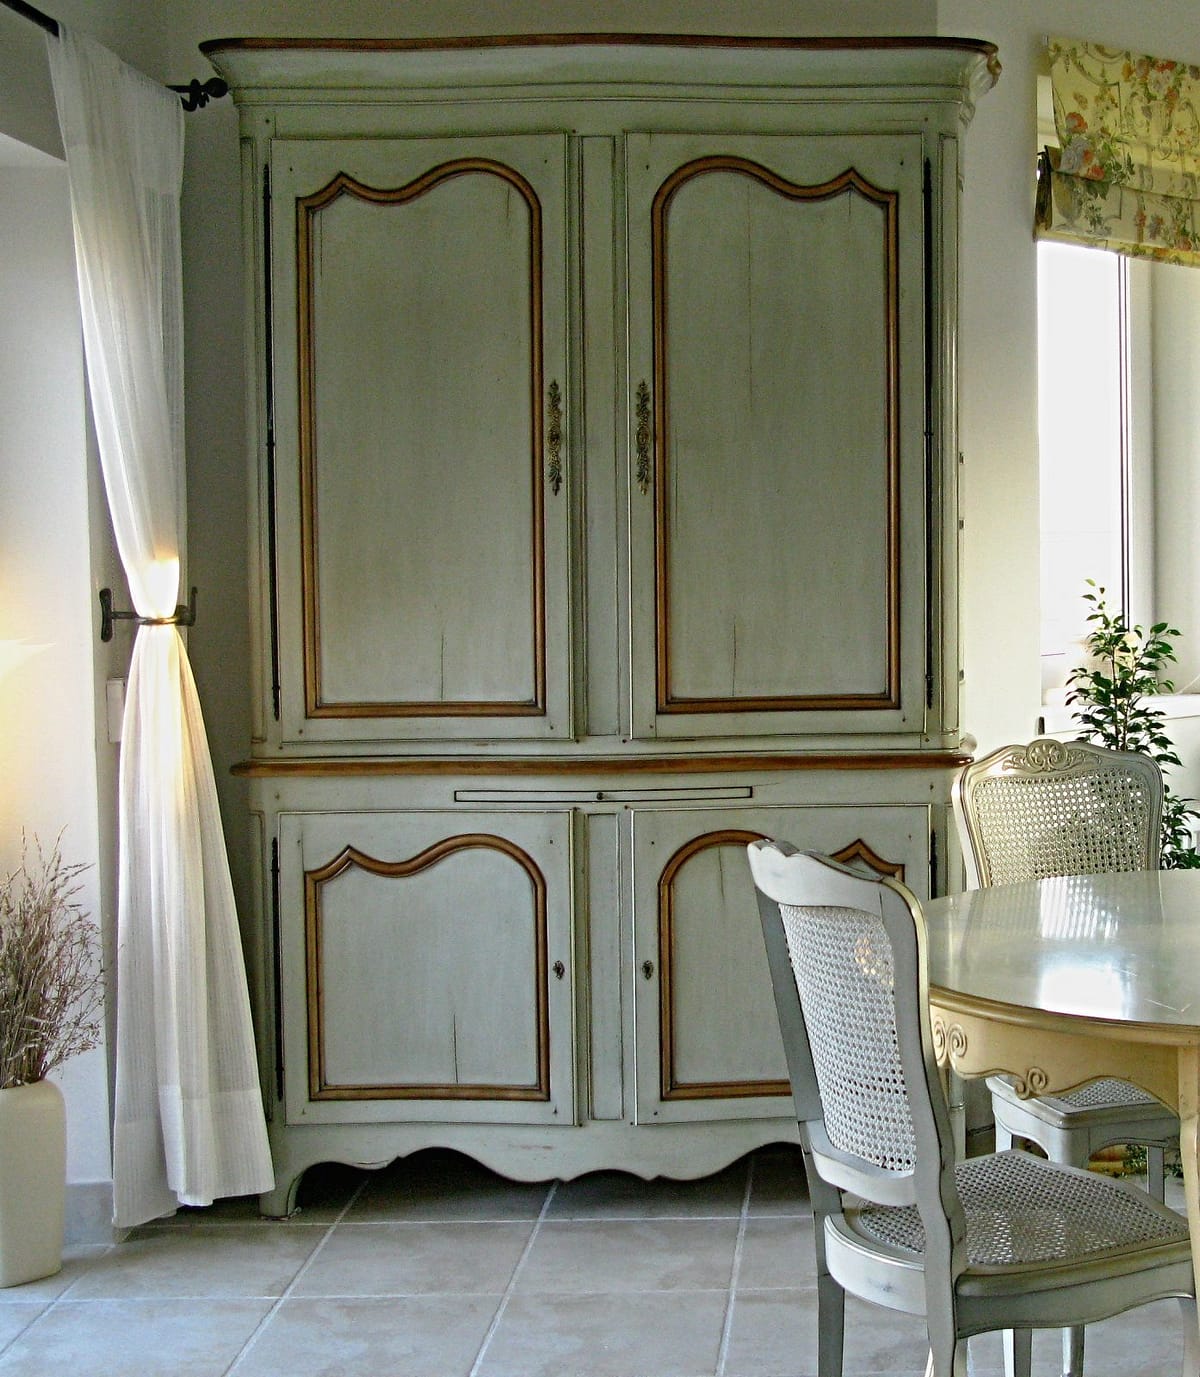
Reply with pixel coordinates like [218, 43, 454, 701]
[953, 738, 1178, 1377]
[953, 740, 1177, 1186]
[746, 840, 1198, 1377]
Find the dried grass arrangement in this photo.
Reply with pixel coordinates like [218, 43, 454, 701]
[0, 836, 102, 1089]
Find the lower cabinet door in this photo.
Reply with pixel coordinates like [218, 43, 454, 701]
[278, 810, 575, 1125]
[631, 804, 930, 1124]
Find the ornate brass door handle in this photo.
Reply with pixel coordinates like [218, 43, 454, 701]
[635, 380, 651, 493]
[547, 380, 563, 495]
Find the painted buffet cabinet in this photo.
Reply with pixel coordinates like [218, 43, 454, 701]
[203, 34, 997, 1215]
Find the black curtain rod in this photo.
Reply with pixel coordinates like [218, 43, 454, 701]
[1, 0, 228, 109]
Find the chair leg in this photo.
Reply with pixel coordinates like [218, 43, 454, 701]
[1147, 1145, 1166, 1202]
[993, 1120, 1015, 1152]
[947, 1070, 967, 1159]
[1048, 1138, 1089, 1377]
[924, 1337, 968, 1376]
[1061, 1324, 1084, 1377]
[1002, 1326, 1032, 1377]
[815, 1271, 845, 1377]
[1179, 1297, 1200, 1377]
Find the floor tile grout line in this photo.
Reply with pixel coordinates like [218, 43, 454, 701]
[715, 1155, 755, 1376]
[0, 1237, 122, 1356]
[222, 1177, 373, 1376]
[534, 1210, 748, 1225]
[468, 1178, 558, 1377]
[0, 1291, 66, 1358]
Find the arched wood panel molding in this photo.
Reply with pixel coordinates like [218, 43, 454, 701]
[296, 159, 548, 720]
[305, 832, 550, 1100]
[658, 830, 906, 1100]
[651, 157, 901, 714]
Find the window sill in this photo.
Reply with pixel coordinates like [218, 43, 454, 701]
[1039, 694, 1200, 736]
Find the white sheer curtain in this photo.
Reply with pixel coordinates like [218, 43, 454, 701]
[48, 27, 273, 1227]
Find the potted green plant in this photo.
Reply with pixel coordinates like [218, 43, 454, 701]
[0, 836, 102, 1285]
[1066, 582, 1200, 869]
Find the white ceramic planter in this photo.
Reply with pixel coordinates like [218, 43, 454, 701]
[0, 1079, 65, 1286]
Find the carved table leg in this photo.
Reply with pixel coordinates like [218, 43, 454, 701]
[1179, 1046, 1200, 1305]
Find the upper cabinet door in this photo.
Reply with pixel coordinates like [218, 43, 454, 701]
[269, 136, 572, 744]
[626, 133, 928, 740]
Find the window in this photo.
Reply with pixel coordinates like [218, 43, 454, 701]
[1037, 240, 1152, 703]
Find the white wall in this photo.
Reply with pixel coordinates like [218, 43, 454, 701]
[0, 156, 112, 1233]
[938, 0, 1200, 755]
[0, 0, 167, 1236]
[1152, 265, 1200, 694]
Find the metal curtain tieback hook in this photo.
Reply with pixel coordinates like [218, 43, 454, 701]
[98, 586, 197, 643]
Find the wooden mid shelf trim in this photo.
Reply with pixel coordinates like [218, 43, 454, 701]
[233, 751, 972, 778]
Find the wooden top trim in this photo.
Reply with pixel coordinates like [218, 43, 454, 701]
[202, 33, 997, 66]
[233, 751, 972, 778]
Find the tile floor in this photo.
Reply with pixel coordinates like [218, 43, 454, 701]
[0, 1145, 1191, 1376]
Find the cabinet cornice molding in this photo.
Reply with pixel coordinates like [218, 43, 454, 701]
[203, 34, 999, 112]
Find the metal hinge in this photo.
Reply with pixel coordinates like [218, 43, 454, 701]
[270, 836, 283, 1102]
[262, 163, 281, 722]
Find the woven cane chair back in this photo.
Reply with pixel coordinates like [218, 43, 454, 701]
[779, 899, 917, 1173]
[953, 738, 1162, 889]
[747, 842, 952, 1209]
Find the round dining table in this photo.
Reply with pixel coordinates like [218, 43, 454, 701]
[923, 869, 1200, 1294]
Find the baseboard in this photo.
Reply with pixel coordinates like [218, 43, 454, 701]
[65, 1180, 116, 1245]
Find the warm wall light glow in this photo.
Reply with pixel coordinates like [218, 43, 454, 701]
[0, 641, 48, 681]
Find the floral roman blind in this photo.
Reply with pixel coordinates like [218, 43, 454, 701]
[1035, 36, 1200, 266]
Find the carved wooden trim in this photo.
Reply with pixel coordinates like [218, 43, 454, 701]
[657, 828, 790, 1101]
[651, 157, 901, 716]
[304, 832, 550, 1101]
[656, 827, 909, 1101]
[928, 1001, 1182, 1110]
[295, 158, 547, 721]
[831, 837, 905, 881]
[235, 751, 972, 778]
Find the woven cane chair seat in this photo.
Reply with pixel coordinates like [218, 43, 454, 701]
[1055, 1078, 1160, 1108]
[853, 1149, 1187, 1266]
[1003, 1076, 1163, 1112]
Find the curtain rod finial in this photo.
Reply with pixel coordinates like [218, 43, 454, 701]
[166, 76, 228, 111]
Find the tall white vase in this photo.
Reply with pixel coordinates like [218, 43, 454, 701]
[0, 1079, 65, 1286]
